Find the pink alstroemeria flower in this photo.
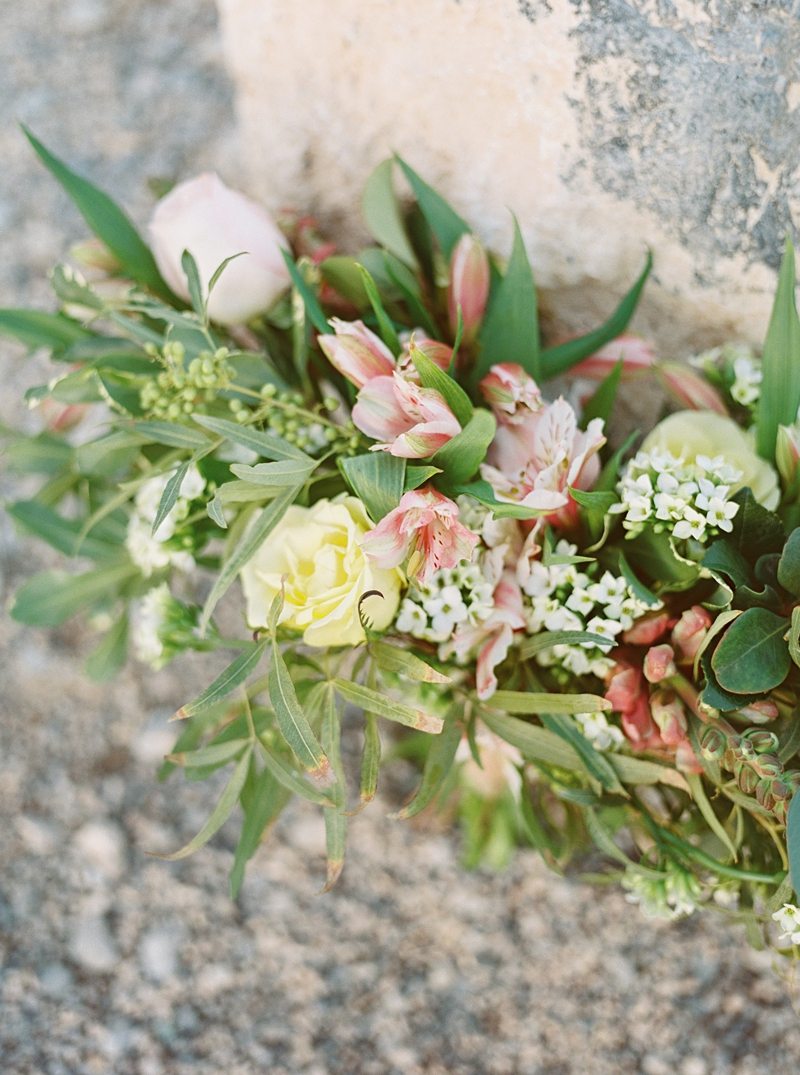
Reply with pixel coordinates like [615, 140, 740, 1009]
[398, 333, 454, 378]
[317, 318, 396, 388]
[352, 372, 462, 458]
[480, 385, 605, 525]
[480, 362, 542, 424]
[448, 233, 490, 341]
[360, 486, 479, 585]
[569, 333, 656, 381]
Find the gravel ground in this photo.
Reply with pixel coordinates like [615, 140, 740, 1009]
[2, 3, 800, 1073]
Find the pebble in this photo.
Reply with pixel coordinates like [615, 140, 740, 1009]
[138, 926, 179, 983]
[68, 915, 119, 973]
[72, 821, 127, 879]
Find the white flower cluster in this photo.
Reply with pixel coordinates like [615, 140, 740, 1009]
[125, 465, 206, 577]
[772, 903, 800, 945]
[692, 343, 762, 409]
[395, 560, 495, 644]
[523, 541, 657, 680]
[610, 450, 741, 542]
[574, 711, 625, 751]
[623, 863, 702, 920]
[131, 582, 202, 669]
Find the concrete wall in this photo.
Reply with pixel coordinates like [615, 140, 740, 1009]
[217, 0, 800, 358]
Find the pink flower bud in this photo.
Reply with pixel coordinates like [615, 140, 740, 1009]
[776, 424, 800, 490]
[735, 699, 779, 724]
[352, 372, 462, 458]
[570, 334, 656, 380]
[622, 611, 672, 646]
[39, 398, 89, 433]
[675, 739, 704, 774]
[448, 233, 490, 341]
[605, 657, 663, 751]
[650, 689, 688, 746]
[397, 333, 453, 379]
[643, 644, 677, 683]
[318, 318, 396, 388]
[656, 362, 728, 415]
[479, 363, 542, 423]
[671, 606, 712, 662]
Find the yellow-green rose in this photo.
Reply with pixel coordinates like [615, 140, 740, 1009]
[240, 496, 403, 647]
[642, 411, 780, 510]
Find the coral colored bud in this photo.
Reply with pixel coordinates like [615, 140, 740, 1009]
[675, 739, 704, 773]
[569, 334, 657, 380]
[776, 424, 800, 489]
[622, 611, 671, 646]
[39, 398, 89, 433]
[671, 606, 712, 662]
[700, 725, 727, 761]
[448, 233, 490, 341]
[735, 699, 779, 724]
[650, 689, 688, 746]
[479, 362, 542, 421]
[318, 318, 396, 388]
[643, 644, 677, 683]
[657, 362, 728, 415]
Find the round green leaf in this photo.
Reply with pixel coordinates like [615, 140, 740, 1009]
[711, 607, 791, 694]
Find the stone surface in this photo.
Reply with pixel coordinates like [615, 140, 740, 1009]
[218, 0, 800, 358]
[3, 1, 800, 1073]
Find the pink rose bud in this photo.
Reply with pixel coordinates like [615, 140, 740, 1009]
[570, 334, 656, 380]
[650, 689, 688, 746]
[318, 318, 396, 388]
[361, 486, 480, 584]
[675, 739, 704, 774]
[671, 606, 712, 662]
[643, 644, 677, 683]
[656, 362, 728, 415]
[776, 424, 800, 490]
[622, 611, 672, 646]
[149, 173, 291, 325]
[448, 233, 490, 342]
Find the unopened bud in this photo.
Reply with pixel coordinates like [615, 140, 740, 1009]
[736, 699, 779, 724]
[776, 423, 800, 491]
[736, 764, 759, 795]
[753, 753, 784, 778]
[448, 233, 490, 342]
[650, 689, 687, 746]
[756, 778, 776, 811]
[643, 644, 677, 684]
[69, 236, 123, 274]
[700, 725, 727, 761]
[570, 334, 656, 380]
[783, 770, 800, 792]
[671, 606, 712, 662]
[743, 730, 780, 754]
[657, 361, 728, 415]
[771, 778, 793, 803]
[622, 611, 671, 646]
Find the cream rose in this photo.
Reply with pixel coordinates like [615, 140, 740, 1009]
[241, 497, 403, 647]
[642, 411, 780, 510]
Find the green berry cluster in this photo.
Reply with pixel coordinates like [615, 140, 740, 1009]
[249, 383, 362, 453]
[140, 342, 235, 420]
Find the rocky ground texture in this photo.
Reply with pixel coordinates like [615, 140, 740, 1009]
[2, 3, 800, 1074]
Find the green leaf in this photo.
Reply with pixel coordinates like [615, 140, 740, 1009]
[394, 154, 469, 260]
[269, 640, 334, 787]
[281, 249, 329, 335]
[685, 772, 738, 863]
[624, 528, 701, 591]
[369, 640, 452, 683]
[392, 706, 463, 819]
[3, 433, 74, 475]
[340, 452, 406, 521]
[358, 713, 381, 808]
[23, 126, 175, 302]
[617, 550, 661, 608]
[539, 252, 652, 380]
[594, 430, 639, 492]
[453, 479, 541, 519]
[333, 678, 444, 734]
[151, 460, 190, 537]
[192, 414, 308, 461]
[152, 746, 253, 861]
[207, 253, 246, 307]
[778, 527, 800, 596]
[474, 216, 539, 384]
[6, 500, 122, 562]
[408, 341, 473, 427]
[490, 691, 612, 715]
[787, 791, 800, 897]
[728, 488, 786, 564]
[383, 253, 440, 339]
[320, 685, 347, 891]
[175, 640, 269, 720]
[0, 308, 92, 351]
[230, 764, 288, 898]
[580, 359, 623, 430]
[181, 249, 204, 316]
[9, 563, 136, 627]
[200, 484, 300, 634]
[85, 612, 129, 682]
[701, 540, 753, 591]
[789, 607, 800, 670]
[362, 159, 419, 270]
[133, 421, 211, 450]
[230, 457, 316, 487]
[711, 607, 791, 694]
[170, 738, 251, 768]
[405, 465, 441, 491]
[517, 630, 610, 661]
[699, 648, 751, 712]
[432, 408, 496, 488]
[50, 263, 104, 311]
[319, 256, 370, 308]
[255, 739, 337, 807]
[757, 238, 800, 462]
[357, 265, 402, 356]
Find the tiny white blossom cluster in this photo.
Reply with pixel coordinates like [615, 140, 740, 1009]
[125, 465, 206, 577]
[623, 863, 702, 920]
[772, 903, 800, 945]
[523, 541, 657, 680]
[130, 582, 202, 669]
[574, 711, 625, 751]
[395, 560, 495, 644]
[692, 343, 762, 409]
[610, 450, 741, 541]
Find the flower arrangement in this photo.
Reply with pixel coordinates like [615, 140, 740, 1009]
[5, 130, 800, 951]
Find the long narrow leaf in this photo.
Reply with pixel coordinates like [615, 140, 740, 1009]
[256, 738, 337, 806]
[133, 421, 211, 450]
[580, 359, 623, 429]
[174, 640, 269, 720]
[757, 238, 800, 461]
[192, 414, 308, 461]
[409, 342, 473, 427]
[333, 678, 444, 734]
[269, 640, 335, 786]
[230, 764, 288, 898]
[394, 155, 469, 260]
[0, 308, 92, 351]
[281, 250, 329, 334]
[320, 685, 347, 891]
[539, 713, 625, 795]
[230, 458, 316, 487]
[517, 630, 609, 660]
[169, 738, 251, 768]
[392, 707, 463, 819]
[362, 159, 419, 270]
[685, 772, 738, 862]
[357, 713, 381, 809]
[490, 691, 611, 715]
[369, 640, 451, 683]
[358, 265, 402, 356]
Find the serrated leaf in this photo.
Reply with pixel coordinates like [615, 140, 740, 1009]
[370, 640, 451, 683]
[0, 308, 92, 351]
[711, 607, 791, 694]
[174, 640, 269, 720]
[432, 408, 496, 488]
[23, 126, 175, 302]
[85, 612, 129, 682]
[192, 413, 308, 461]
[10, 564, 136, 627]
[340, 452, 406, 521]
[409, 341, 473, 427]
[269, 640, 334, 787]
[474, 215, 539, 383]
[152, 746, 252, 861]
[362, 159, 419, 270]
[320, 684, 347, 891]
[490, 691, 612, 715]
[392, 706, 463, 819]
[394, 154, 469, 260]
[281, 249, 329, 334]
[230, 457, 316, 487]
[539, 252, 652, 380]
[757, 238, 800, 462]
[333, 678, 444, 734]
[200, 484, 300, 634]
[517, 630, 609, 661]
